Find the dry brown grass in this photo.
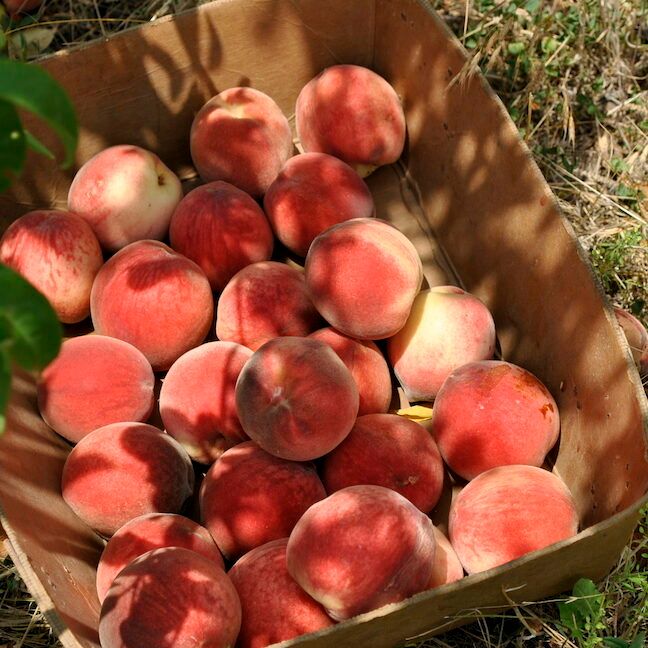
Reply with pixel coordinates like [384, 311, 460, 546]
[0, 0, 646, 646]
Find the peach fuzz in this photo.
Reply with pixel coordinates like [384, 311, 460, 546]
[427, 527, 464, 589]
[37, 335, 154, 444]
[190, 87, 293, 196]
[432, 360, 560, 480]
[305, 218, 423, 339]
[200, 441, 326, 559]
[99, 547, 241, 648]
[287, 485, 436, 621]
[61, 422, 194, 537]
[91, 240, 214, 371]
[96, 513, 224, 604]
[449, 465, 579, 574]
[264, 152, 374, 257]
[322, 413, 444, 513]
[216, 261, 322, 351]
[0, 210, 103, 323]
[309, 327, 392, 415]
[159, 341, 252, 464]
[235, 337, 359, 461]
[614, 307, 648, 375]
[169, 181, 274, 291]
[388, 286, 496, 401]
[67, 145, 182, 251]
[296, 64, 406, 176]
[229, 539, 334, 648]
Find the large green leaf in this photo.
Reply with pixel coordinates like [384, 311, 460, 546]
[0, 98, 26, 192]
[0, 59, 77, 168]
[0, 264, 62, 371]
[0, 348, 9, 435]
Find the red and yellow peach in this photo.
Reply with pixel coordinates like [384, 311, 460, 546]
[235, 337, 359, 461]
[0, 210, 103, 323]
[37, 335, 154, 444]
[90, 240, 214, 371]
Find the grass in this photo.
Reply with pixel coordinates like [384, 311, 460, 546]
[1, 0, 647, 646]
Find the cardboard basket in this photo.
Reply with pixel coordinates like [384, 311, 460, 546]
[1, 1, 647, 647]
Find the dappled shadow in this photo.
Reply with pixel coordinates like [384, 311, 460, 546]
[214, 261, 324, 351]
[0, 0, 646, 646]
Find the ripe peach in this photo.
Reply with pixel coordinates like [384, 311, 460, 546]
[0, 210, 103, 323]
[90, 240, 214, 371]
[216, 261, 322, 351]
[305, 218, 423, 339]
[37, 335, 154, 444]
[4, 0, 41, 14]
[296, 65, 406, 176]
[287, 485, 436, 620]
[614, 307, 648, 375]
[432, 361, 560, 480]
[159, 341, 252, 464]
[229, 539, 334, 648]
[96, 513, 224, 603]
[264, 153, 374, 257]
[67, 145, 182, 251]
[388, 286, 496, 401]
[309, 327, 392, 415]
[200, 441, 326, 559]
[61, 422, 194, 537]
[190, 87, 293, 196]
[235, 337, 359, 461]
[322, 413, 444, 513]
[169, 181, 274, 291]
[99, 547, 241, 648]
[449, 465, 579, 574]
[427, 527, 464, 589]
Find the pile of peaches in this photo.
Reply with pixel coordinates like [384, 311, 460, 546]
[2, 65, 583, 648]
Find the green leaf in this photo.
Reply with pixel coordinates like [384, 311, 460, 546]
[629, 633, 647, 648]
[558, 578, 604, 639]
[0, 59, 77, 168]
[603, 638, 630, 648]
[508, 41, 526, 55]
[0, 264, 62, 371]
[0, 98, 26, 192]
[24, 129, 54, 159]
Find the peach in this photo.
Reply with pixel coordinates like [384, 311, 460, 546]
[235, 337, 359, 461]
[90, 240, 214, 371]
[216, 261, 322, 351]
[322, 413, 444, 513]
[4, 0, 41, 14]
[169, 181, 274, 291]
[286, 485, 436, 620]
[264, 153, 375, 256]
[614, 307, 648, 375]
[159, 341, 252, 464]
[99, 547, 241, 648]
[96, 513, 224, 603]
[432, 361, 560, 480]
[37, 335, 154, 444]
[305, 218, 423, 339]
[67, 145, 182, 251]
[427, 527, 464, 589]
[200, 441, 326, 559]
[190, 87, 293, 196]
[449, 465, 579, 574]
[296, 65, 406, 176]
[229, 539, 334, 648]
[0, 210, 103, 323]
[388, 286, 496, 401]
[61, 422, 194, 537]
[309, 327, 392, 415]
